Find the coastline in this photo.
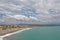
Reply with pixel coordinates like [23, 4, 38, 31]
[0, 28, 31, 40]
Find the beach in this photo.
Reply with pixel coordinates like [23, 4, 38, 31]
[0, 28, 31, 40]
[0, 28, 22, 36]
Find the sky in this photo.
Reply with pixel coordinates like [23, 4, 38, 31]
[0, 0, 60, 25]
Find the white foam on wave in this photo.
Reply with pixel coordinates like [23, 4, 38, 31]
[0, 37, 3, 40]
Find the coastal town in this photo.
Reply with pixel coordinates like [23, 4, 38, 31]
[0, 25, 29, 36]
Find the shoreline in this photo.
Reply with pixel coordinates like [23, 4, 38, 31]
[0, 28, 31, 40]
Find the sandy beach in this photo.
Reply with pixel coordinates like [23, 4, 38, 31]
[0, 28, 23, 36]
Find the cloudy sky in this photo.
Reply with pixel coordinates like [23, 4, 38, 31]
[0, 0, 60, 25]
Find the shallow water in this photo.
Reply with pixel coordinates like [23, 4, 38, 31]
[4, 26, 60, 40]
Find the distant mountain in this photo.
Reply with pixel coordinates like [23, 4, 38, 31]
[17, 24, 60, 26]
[0, 24, 60, 26]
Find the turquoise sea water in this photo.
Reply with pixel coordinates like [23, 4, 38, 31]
[4, 26, 60, 40]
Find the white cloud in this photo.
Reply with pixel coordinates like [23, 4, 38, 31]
[29, 16, 38, 20]
[6, 15, 38, 21]
[0, 3, 24, 11]
[0, 19, 5, 22]
[13, 15, 29, 20]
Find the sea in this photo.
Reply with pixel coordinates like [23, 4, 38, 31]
[4, 26, 60, 40]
